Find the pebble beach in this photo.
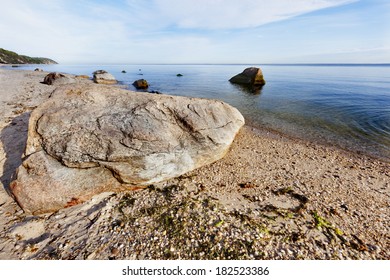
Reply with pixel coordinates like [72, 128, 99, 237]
[0, 68, 388, 260]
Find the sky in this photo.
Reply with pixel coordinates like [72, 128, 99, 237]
[0, 0, 389, 64]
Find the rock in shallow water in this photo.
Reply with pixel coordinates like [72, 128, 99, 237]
[11, 84, 244, 214]
[229, 67, 266, 88]
[132, 79, 149, 89]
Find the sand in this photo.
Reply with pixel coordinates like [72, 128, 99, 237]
[0, 68, 388, 260]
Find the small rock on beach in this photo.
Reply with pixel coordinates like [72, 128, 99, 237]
[43, 72, 76, 86]
[92, 70, 117, 84]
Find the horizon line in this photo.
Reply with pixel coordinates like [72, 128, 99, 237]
[2, 62, 390, 67]
[53, 62, 390, 66]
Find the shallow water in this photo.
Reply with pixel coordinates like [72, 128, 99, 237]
[7, 64, 390, 161]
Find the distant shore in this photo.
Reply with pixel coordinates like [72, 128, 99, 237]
[0, 68, 389, 260]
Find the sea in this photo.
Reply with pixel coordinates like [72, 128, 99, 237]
[6, 63, 390, 162]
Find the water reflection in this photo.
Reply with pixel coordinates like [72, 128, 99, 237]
[230, 83, 265, 95]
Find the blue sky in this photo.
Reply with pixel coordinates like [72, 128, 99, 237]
[1, 0, 389, 64]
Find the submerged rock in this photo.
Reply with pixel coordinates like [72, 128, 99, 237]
[229, 67, 266, 88]
[132, 79, 149, 89]
[93, 70, 117, 84]
[11, 84, 244, 214]
[148, 90, 162, 94]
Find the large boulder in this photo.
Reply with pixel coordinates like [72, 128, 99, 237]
[93, 70, 117, 84]
[229, 67, 266, 88]
[43, 72, 76, 85]
[10, 84, 244, 214]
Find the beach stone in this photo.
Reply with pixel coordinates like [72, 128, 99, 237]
[229, 67, 266, 87]
[75, 75, 90, 79]
[132, 79, 149, 89]
[93, 70, 117, 84]
[11, 83, 244, 214]
[43, 72, 76, 85]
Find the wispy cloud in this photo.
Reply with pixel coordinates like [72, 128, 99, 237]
[151, 0, 357, 29]
[286, 47, 390, 63]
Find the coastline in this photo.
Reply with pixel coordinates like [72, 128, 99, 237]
[0, 68, 388, 259]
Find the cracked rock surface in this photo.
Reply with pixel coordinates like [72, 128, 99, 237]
[10, 83, 244, 214]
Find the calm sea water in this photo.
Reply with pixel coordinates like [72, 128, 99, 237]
[7, 64, 390, 161]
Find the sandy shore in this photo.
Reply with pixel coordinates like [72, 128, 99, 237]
[0, 68, 389, 260]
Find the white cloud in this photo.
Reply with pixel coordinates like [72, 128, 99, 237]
[152, 0, 357, 29]
[0, 0, 133, 62]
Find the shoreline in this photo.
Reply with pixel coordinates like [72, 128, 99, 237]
[3, 64, 389, 164]
[245, 117, 390, 165]
[2, 66, 387, 165]
[0, 68, 389, 260]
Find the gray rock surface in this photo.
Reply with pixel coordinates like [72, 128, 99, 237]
[92, 70, 117, 84]
[10, 151, 126, 214]
[43, 72, 76, 85]
[11, 84, 244, 214]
